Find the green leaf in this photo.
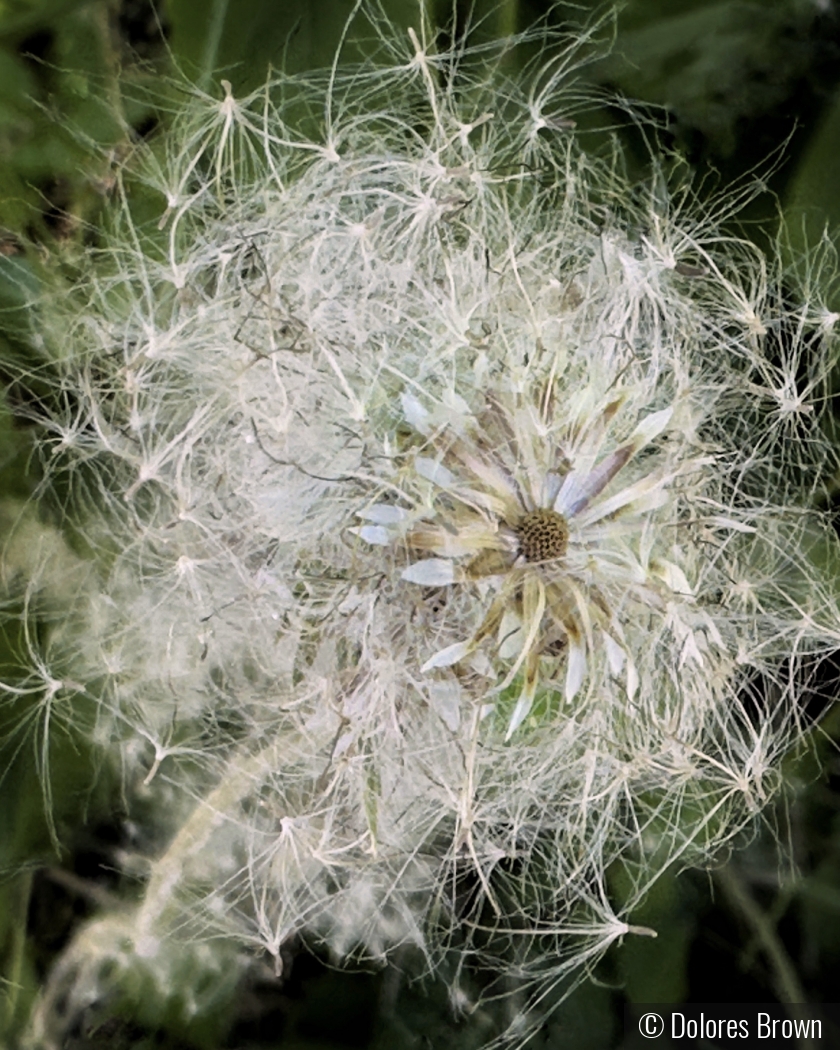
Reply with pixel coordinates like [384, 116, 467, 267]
[166, 0, 421, 93]
[782, 84, 840, 307]
[617, 869, 694, 1003]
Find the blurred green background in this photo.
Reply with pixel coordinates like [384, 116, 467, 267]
[2, 1, 840, 1047]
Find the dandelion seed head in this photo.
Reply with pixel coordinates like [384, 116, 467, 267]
[17, 10, 840, 1047]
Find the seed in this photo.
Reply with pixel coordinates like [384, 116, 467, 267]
[517, 509, 569, 562]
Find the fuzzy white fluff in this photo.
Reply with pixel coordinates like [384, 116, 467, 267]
[19, 10, 840, 1048]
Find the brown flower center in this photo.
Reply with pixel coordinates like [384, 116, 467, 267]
[517, 508, 569, 562]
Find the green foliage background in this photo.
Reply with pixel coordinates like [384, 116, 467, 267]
[2, 1, 840, 1047]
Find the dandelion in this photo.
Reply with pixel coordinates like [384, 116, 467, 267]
[12, 8, 840, 1047]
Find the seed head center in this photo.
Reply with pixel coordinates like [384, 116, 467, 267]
[517, 509, 569, 562]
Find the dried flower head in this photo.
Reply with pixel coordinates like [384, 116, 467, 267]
[14, 9, 840, 1047]
[386, 390, 680, 738]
